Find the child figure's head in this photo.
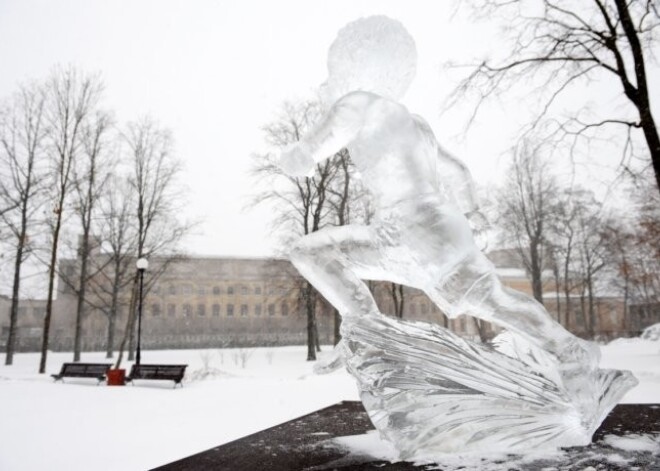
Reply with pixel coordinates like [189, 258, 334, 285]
[321, 15, 417, 107]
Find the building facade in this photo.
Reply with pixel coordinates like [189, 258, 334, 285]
[1, 249, 654, 352]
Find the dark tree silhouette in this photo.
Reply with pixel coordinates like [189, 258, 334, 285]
[456, 0, 660, 192]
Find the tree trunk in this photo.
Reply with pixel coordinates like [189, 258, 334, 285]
[473, 318, 489, 343]
[39, 212, 63, 374]
[552, 262, 562, 325]
[587, 276, 596, 338]
[562, 254, 572, 330]
[529, 241, 544, 304]
[73, 234, 90, 362]
[105, 272, 121, 359]
[333, 309, 341, 346]
[579, 294, 589, 334]
[305, 283, 317, 361]
[5, 232, 26, 365]
[613, 0, 660, 194]
[640, 113, 660, 194]
[391, 283, 404, 318]
[315, 324, 321, 352]
[105, 310, 116, 359]
[622, 280, 629, 335]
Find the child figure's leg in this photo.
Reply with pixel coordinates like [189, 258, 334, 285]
[290, 224, 391, 319]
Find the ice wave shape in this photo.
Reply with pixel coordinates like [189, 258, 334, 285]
[341, 315, 636, 457]
[278, 15, 638, 459]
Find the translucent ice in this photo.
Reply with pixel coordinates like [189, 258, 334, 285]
[321, 16, 417, 107]
[279, 15, 637, 460]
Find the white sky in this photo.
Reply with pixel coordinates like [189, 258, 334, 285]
[0, 0, 655, 258]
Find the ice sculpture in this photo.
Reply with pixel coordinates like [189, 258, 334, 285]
[279, 16, 637, 459]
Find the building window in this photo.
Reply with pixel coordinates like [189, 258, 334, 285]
[152, 284, 161, 295]
[420, 303, 429, 315]
[213, 286, 221, 295]
[168, 304, 176, 317]
[241, 286, 248, 295]
[198, 286, 205, 295]
[268, 304, 275, 316]
[241, 304, 248, 316]
[255, 286, 262, 295]
[281, 303, 289, 316]
[17, 307, 27, 316]
[33, 307, 46, 318]
[152, 304, 161, 317]
[227, 286, 234, 295]
[267, 287, 275, 295]
[254, 305, 262, 316]
[183, 304, 192, 317]
[197, 304, 206, 316]
[182, 285, 192, 295]
[169, 285, 176, 295]
[212, 304, 220, 316]
[227, 304, 234, 316]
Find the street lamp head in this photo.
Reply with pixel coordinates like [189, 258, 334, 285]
[136, 258, 149, 270]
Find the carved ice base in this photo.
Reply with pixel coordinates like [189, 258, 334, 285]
[340, 314, 638, 460]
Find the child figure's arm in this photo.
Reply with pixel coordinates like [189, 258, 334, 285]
[279, 92, 375, 176]
[435, 144, 489, 234]
[436, 144, 480, 215]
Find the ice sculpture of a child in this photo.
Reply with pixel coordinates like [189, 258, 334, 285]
[278, 16, 635, 456]
[280, 16, 595, 369]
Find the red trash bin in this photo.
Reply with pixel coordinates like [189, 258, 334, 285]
[106, 368, 126, 386]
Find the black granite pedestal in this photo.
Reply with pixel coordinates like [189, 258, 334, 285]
[153, 402, 660, 471]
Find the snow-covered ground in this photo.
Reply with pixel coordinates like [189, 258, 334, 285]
[0, 338, 658, 471]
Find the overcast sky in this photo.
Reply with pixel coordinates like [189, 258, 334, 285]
[1, 1, 655, 259]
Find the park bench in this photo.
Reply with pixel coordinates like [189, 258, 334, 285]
[51, 363, 112, 384]
[126, 364, 187, 388]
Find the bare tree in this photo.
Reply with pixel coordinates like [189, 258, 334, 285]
[39, 67, 102, 374]
[114, 117, 189, 368]
[497, 140, 560, 304]
[572, 192, 608, 336]
[325, 149, 374, 342]
[550, 193, 582, 327]
[0, 83, 47, 365]
[549, 187, 611, 335]
[456, 0, 660, 192]
[92, 176, 138, 358]
[627, 174, 660, 318]
[70, 110, 113, 361]
[601, 219, 633, 328]
[53, 173, 136, 359]
[605, 172, 660, 329]
[252, 100, 361, 360]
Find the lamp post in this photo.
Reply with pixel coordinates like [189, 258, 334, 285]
[135, 257, 149, 366]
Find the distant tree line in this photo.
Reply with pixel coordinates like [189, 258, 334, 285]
[495, 139, 659, 337]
